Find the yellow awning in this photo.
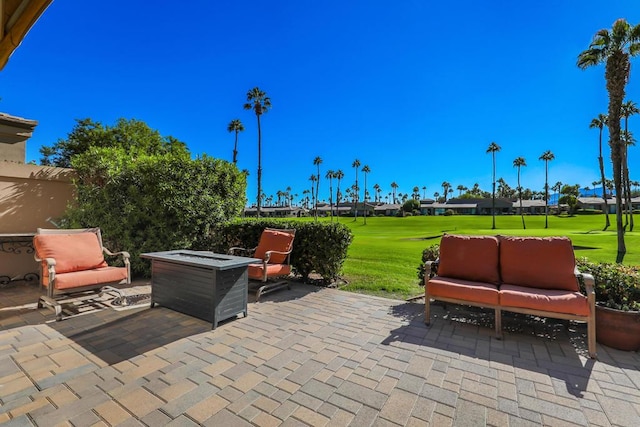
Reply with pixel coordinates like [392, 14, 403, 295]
[0, 0, 52, 71]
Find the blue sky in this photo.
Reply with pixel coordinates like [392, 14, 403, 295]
[2, 1, 640, 204]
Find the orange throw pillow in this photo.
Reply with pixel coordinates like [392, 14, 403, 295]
[499, 236, 577, 291]
[437, 234, 500, 285]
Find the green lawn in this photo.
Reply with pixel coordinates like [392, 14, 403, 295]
[296, 214, 640, 300]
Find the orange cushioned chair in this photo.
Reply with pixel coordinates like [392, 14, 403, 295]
[33, 228, 130, 320]
[228, 228, 295, 300]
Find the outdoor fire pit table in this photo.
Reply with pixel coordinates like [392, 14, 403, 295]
[140, 250, 260, 328]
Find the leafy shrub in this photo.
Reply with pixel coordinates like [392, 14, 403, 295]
[443, 209, 455, 216]
[417, 244, 440, 285]
[576, 209, 603, 215]
[66, 151, 245, 276]
[204, 219, 353, 284]
[402, 199, 419, 213]
[577, 258, 640, 311]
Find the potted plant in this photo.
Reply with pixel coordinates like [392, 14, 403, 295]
[577, 258, 640, 351]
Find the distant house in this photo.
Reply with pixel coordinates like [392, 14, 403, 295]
[373, 203, 401, 216]
[244, 205, 306, 217]
[577, 196, 640, 213]
[513, 199, 546, 215]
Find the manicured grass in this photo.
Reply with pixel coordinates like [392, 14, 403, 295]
[295, 214, 640, 300]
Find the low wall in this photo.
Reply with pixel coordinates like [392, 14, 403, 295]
[0, 162, 75, 284]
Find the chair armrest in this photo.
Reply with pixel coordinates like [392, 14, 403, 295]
[104, 247, 130, 259]
[264, 249, 292, 263]
[424, 259, 439, 282]
[228, 246, 256, 256]
[575, 267, 595, 299]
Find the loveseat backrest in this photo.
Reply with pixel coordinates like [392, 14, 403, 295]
[498, 236, 578, 291]
[438, 234, 500, 285]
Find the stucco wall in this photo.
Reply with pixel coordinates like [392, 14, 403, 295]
[0, 162, 75, 283]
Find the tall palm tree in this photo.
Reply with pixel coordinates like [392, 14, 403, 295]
[589, 113, 611, 229]
[390, 182, 399, 204]
[243, 87, 271, 217]
[313, 156, 322, 219]
[578, 18, 640, 261]
[362, 165, 370, 224]
[422, 186, 427, 199]
[309, 174, 317, 219]
[373, 183, 380, 202]
[486, 142, 501, 229]
[440, 182, 451, 202]
[539, 150, 555, 229]
[227, 119, 244, 164]
[335, 169, 344, 220]
[352, 159, 361, 220]
[621, 101, 638, 230]
[513, 157, 527, 229]
[326, 169, 335, 221]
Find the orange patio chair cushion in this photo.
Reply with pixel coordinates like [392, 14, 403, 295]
[499, 236, 578, 291]
[500, 284, 589, 316]
[428, 276, 500, 306]
[34, 232, 108, 274]
[254, 229, 294, 264]
[437, 234, 500, 285]
[47, 267, 128, 290]
[248, 263, 292, 280]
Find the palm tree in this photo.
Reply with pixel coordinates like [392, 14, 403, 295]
[309, 174, 317, 219]
[313, 156, 322, 219]
[227, 119, 244, 164]
[373, 183, 380, 202]
[361, 165, 371, 224]
[326, 169, 335, 221]
[352, 159, 361, 220]
[441, 182, 451, 202]
[589, 113, 611, 229]
[578, 18, 640, 261]
[433, 191, 440, 202]
[335, 169, 344, 219]
[539, 150, 555, 229]
[243, 87, 271, 217]
[513, 157, 527, 229]
[390, 182, 399, 204]
[422, 186, 427, 199]
[486, 142, 501, 229]
[622, 101, 638, 230]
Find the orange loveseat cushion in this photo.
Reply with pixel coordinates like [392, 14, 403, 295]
[437, 234, 500, 285]
[428, 277, 500, 305]
[34, 233, 107, 274]
[254, 229, 294, 264]
[499, 284, 589, 316]
[499, 236, 578, 291]
[248, 263, 291, 280]
[44, 267, 128, 290]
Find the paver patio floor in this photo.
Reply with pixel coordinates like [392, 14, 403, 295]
[1, 281, 639, 426]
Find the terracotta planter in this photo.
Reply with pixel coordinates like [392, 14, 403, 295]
[595, 305, 640, 351]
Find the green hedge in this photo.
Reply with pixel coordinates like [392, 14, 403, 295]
[201, 219, 353, 283]
[417, 244, 440, 284]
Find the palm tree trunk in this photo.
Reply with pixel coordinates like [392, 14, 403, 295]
[599, 154, 611, 230]
[233, 131, 239, 164]
[544, 162, 549, 229]
[491, 154, 496, 229]
[606, 53, 628, 262]
[256, 115, 262, 217]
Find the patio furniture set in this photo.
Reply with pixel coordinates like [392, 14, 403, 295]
[30, 227, 595, 357]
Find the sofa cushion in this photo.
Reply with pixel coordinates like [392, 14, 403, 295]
[34, 233, 107, 274]
[437, 234, 500, 285]
[428, 276, 500, 305]
[43, 266, 128, 290]
[499, 284, 589, 316]
[254, 229, 294, 264]
[499, 236, 577, 291]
